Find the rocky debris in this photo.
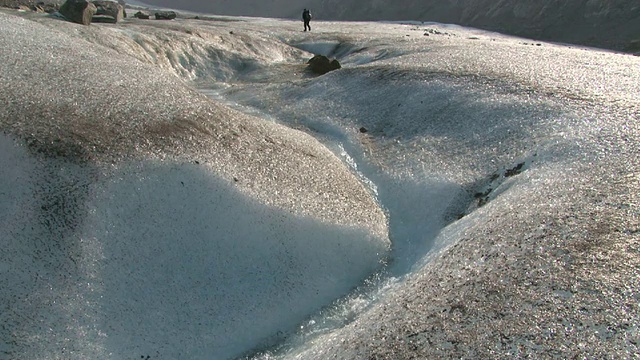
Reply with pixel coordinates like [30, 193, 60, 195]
[307, 54, 341, 75]
[133, 10, 148, 19]
[1, 0, 127, 22]
[472, 161, 530, 208]
[37, 1, 59, 12]
[154, 10, 176, 20]
[91, 0, 123, 23]
[0, 0, 61, 12]
[504, 161, 525, 177]
[425, 28, 443, 35]
[59, 0, 96, 25]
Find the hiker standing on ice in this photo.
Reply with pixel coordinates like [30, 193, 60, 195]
[302, 8, 312, 31]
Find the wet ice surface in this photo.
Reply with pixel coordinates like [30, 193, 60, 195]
[1, 9, 639, 360]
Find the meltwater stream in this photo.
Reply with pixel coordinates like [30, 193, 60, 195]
[195, 38, 576, 359]
[189, 19, 640, 357]
[199, 87, 455, 278]
[1, 12, 392, 360]
[2, 8, 639, 360]
[197, 88, 459, 358]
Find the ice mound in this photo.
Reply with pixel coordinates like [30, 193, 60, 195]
[0, 12, 389, 359]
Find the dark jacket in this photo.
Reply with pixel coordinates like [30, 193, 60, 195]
[302, 9, 311, 21]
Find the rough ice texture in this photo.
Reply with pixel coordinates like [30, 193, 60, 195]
[0, 6, 639, 360]
[291, 163, 640, 358]
[0, 11, 386, 234]
[0, 11, 389, 359]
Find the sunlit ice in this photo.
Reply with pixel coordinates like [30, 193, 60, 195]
[1, 4, 639, 360]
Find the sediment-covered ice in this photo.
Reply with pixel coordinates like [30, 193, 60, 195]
[1, 7, 639, 360]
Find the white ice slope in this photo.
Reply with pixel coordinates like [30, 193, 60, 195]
[0, 11, 389, 360]
[1, 8, 639, 360]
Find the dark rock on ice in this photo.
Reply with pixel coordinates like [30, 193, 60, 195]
[133, 10, 149, 19]
[59, 0, 96, 25]
[307, 55, 341, 75]
[154, 10, 176, 20]
[91, 0, 123, 23]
